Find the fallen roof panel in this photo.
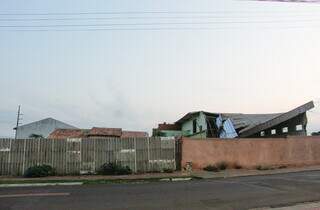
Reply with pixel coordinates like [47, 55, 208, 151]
[239, 101, 314, 137]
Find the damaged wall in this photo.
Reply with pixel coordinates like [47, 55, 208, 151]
[248, 113, 308, 138]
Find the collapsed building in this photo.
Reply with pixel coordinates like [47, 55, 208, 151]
[153, 101, 314, 139]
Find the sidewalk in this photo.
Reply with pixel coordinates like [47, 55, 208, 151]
[0, 171, 191, 185]
[191, 165, 320, 179]
[252, 201, 320, 210]
[1, 165, 320, 185]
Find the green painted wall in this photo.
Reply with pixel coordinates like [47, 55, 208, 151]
[181, 112, 207, 137]
[161, 130, 182, 137]
[188, 131, 207, 138]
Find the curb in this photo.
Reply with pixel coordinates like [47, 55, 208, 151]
[160, 177, 193, 182]
[0, 182, 83, 188]
[191, 169, 320, 180]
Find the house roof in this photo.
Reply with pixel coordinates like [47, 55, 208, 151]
[14, 117, 77, 130]
[88, 127, 122, 137]
[121, 131, 149, 138]
[158, 123, 181, 131]
[48, 127, 148, 139]
[48, 129, 89, 139]
[176, 111, 218, 124]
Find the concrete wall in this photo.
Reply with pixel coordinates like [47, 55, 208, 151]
[0, 137, 176, 176]
[181, 136, 320, 169]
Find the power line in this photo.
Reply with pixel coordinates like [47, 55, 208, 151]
[0, 14, 319, 22]
[0, 19, 319, 28]
[1, 25, 318, 32]
[0, 10, 319, 16]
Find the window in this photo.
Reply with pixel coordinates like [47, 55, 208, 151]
[271, 129, 276, 135]
[282, 127, 288, 133]
[193, 119, 197, 134]
[260, 131, 265, 137]
[296, 125, 303, 131]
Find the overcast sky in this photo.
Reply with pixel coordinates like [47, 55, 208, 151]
[0, 0, 319, 137]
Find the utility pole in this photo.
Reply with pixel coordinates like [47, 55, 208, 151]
[14, 105, 23, 139]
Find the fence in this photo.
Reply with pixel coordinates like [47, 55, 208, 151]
[0, 137, 176, 176]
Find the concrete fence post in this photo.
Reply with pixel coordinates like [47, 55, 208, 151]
[8, 138, 13, 175]
[173, 140, 176, 170]
[79, 139, 82, 174]
[22, 139, 27, 175]
[37, 138, 41, 165]
[51, 139, 54, 167]
[147, 138, 150, 172]
[93, 138, 96, 173]
[134, 138, 137, 173]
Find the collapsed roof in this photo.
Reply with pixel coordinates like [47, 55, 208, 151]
[176, 101, 314, 138]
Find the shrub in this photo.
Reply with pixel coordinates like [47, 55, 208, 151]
[203, 165, 219, 172]
[163, 168, 174, 173]
[233, 163, 243, 169]
[216, 162, 228, 170]
[256, 165, 272, 170]
[24, 164, 56, 178]
[98, 162, 132, 175]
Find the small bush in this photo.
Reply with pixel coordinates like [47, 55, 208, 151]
[203, 165, 219, 172]
[217, 162, 228, 170]
[163, 168, 174, 173]
[98, 163, 132, 175]
[233, 163, 243, 169]
[148, 170, 161, 173]
[24, 164, 56, 178]
[256, 165, 272, 170]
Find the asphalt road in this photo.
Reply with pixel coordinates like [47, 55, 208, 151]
[1, 170, 320, 210]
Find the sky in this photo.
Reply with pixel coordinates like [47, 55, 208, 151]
[0, 0, 319, 137]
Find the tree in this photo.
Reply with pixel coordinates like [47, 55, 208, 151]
[29, 134, 44, 139]
[312, 131, 320, 136]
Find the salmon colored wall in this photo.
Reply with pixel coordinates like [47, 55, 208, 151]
[181, 136, 320, 169]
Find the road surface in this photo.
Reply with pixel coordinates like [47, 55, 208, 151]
[1, 170, 320, 210]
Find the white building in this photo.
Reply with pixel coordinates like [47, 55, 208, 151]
[14, 118, 77, 139]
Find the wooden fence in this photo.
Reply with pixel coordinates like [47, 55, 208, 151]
[0, 137, 176, 176]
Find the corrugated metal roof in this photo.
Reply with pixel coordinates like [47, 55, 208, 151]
[221, 113, 283, 130]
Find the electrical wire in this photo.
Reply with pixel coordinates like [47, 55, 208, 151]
[0, 10, 319, 16]
[1, 25, 319, 32]
[0, 14, 319, 22]
[0, 19, 319, 28]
